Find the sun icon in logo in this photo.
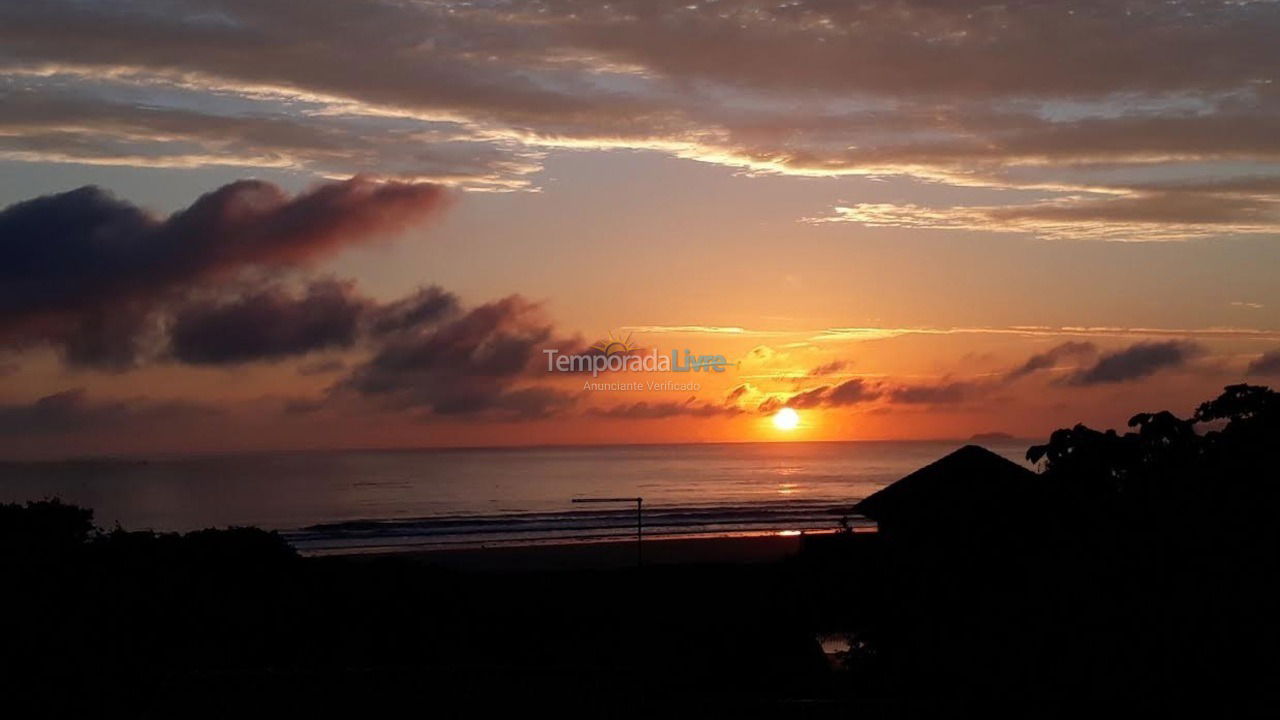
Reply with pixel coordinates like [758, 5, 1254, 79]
[591, 330, 636, 356]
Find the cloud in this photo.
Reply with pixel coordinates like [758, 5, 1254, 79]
[758, 377, 883, 413]
[0, 177, 448, 368]
[725, 383, 755, 403]
[0, 177, 446, 319]
[812, 325, 1280, 343]
[588, 397, 742, 420]
[0, 389, 213, 436]
[57, 303, 159, 372]
[772, 386, 831, 411]
[764, 339, 1187, 413]
[2, 1, 1279, 236]
[335, 294, 579, 419]
[0, 166, 573, 418]
[0, 79, 543, 188]
[810, 189, 1280, 241]
[1005, 341, 1097, 381]
[1246, 350, 1280, 377]
[1063, 341, 1204, 385]
[168, 280, 367, 365]
[824, 378, 883, 406]
[367, 287, 460, 337]
[759, 375, 982, 412]
[807, 360, 849, 377]
[883, 381, 978, 405]
[106, 282, 458, 368]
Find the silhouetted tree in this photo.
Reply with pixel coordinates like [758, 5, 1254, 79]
[0, 498, 95, 563]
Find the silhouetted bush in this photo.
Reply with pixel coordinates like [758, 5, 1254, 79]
[0, 498, 94, 563]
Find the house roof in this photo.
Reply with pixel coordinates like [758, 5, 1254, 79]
[854, 445, 1039, 525]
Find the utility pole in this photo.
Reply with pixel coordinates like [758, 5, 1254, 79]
[571, 496, 643, 566]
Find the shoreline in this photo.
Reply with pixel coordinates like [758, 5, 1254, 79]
[321, 530, 864, 571]
[293, 526, 864, 557]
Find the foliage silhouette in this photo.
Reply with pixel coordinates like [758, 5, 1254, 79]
[841, 384, 1280, 714]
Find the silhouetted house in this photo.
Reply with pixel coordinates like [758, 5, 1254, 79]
[854, 445, 1043, 551]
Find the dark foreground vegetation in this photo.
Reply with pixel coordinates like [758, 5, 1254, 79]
[3, 385, 1279, 717]
[834, 383, 1280, 715]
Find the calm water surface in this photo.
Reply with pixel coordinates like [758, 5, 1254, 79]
[0, 440, 1032, 552]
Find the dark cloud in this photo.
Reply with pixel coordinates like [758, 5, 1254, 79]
[0, 389, 213, 436]
[884, 381, 977, 405]
[367, 286, 459, 337]
[490, 387, 579, 420]
[0, 177, 446, 320]
[169, 281, 367, 365]
[0, 178, 448, 368]
[588, 397, 740, 420]
[725, 383, 755, 404]
[1005, 341, 1097, 381]
[336, 295, 578, 419]
[1064, 341, 1204, 386]
[1246, 350, 1280, 377]
[797, 378, 881, 408]
[826, 378, 882, 406]
[58, 303, 158, 372]
[782, 385, 834, 410]
[807, 360, 849, 377]
[759, 377, 883, 413]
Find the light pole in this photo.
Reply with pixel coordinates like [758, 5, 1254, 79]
[571, 496, 643, 566]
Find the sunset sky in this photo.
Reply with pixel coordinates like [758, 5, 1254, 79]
[2, 0, 1280, 457]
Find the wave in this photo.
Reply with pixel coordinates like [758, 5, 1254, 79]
[283, 498, 871, 554]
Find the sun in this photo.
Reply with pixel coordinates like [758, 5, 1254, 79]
[772, 407, 800, 431]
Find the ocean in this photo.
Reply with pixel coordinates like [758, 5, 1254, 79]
[0, 440, 1032, 554]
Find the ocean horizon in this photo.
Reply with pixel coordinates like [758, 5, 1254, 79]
[0, 438, 1034, 554]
